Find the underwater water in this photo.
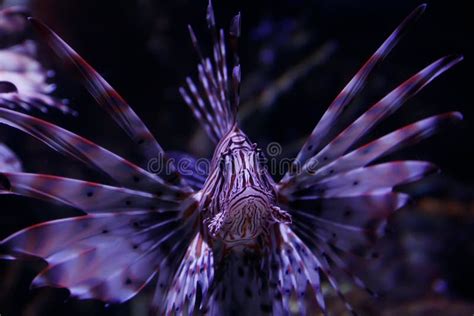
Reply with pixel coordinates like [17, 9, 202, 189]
[0, 0, 472, 315]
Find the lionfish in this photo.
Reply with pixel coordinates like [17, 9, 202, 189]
[0, 2, 462, 315]
[0, 6, 72, 182]
[0, 6, 75, 115]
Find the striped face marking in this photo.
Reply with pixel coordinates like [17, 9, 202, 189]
[202, 126, 291, 246]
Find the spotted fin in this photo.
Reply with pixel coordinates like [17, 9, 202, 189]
[0, 9, 75, 116]
[0, 143, 22, 173]
[289, 4, 428, 174]
[270, 215, 402, 315]
[269, 225, 327, 315]
[29, 18, 176, 179]
[0, 172, 178, 212]
[288, 192, 409, 255]
[288, 161, 437, 198]
[159, 232, 214, 314]
[0, 87, 73, 115]
[304, 112, 462, 183]
[300, 55, 462, 173]
[1, 197, 200, 303]
[0, 107, 188, 197]
[203, 248, 274, 316]
[287, 193, 409, 230]
[277, 159, 433, 314]
[181, 1, 240, 143]
[288, 213, 387, 314]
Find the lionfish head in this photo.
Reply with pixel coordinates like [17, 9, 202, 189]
[205, 127, 291, 244]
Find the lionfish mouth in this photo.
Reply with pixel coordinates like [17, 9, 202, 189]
[223, 236, 258, 244]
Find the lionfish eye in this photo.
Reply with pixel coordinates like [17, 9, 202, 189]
[219, 156, 227, 171]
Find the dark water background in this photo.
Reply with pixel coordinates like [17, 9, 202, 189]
[0, 0, 472, 315]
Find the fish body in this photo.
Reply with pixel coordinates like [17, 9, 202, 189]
[201, 125, 290, 247]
